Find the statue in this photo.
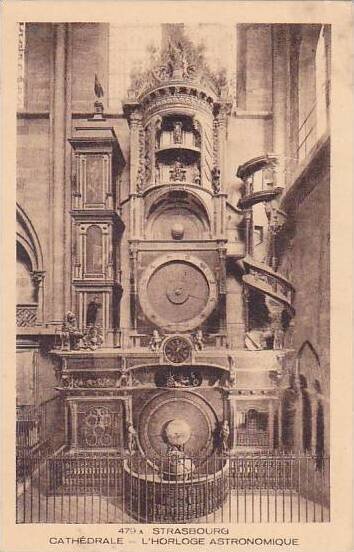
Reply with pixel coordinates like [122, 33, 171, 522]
[86, 295, 101, 326]
[93, 73, 104, 116]
[155, 117, 162, 148]
[169, 158, 186, 182]
[220, 420, 230, 452]
[227, 355, 237, 388]
[155, 160, 160, 184]
[127, 423, 138, 454]
[118, 364, 131, 387]
[82, 324, 104, 350]
[136, 166, 144, 193]
[61, 311, 82, 351]
[189, 370, 202, 387]
[193, 164, 201, 185]
[173, 121, 183, 144]
[193, 329, 204, 351]
[149, 330, 162, 352]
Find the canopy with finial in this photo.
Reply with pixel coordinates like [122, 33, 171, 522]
[127, 26, 228, 101]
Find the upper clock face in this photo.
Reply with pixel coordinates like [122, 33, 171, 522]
[139, 253, 217, 331]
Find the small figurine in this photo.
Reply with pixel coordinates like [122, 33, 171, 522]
[119, 364, 131, 387]
[169, 158, 186, 182]
[149, 329, 162, 352]
[220, 420, 230, 452]
[193, 329, 204, 351]
[189, 370, 202, 387]
[193, 165, 201, 185]
[127, 423, 138, 454]
[173, 121, 183, 144]
[272, 328, 285, 350]
[82, 324, 104, 350]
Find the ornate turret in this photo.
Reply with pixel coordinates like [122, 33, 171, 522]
[123, 27, 232, 198]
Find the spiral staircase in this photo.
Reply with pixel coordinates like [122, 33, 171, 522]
[236, 154, 295, 332]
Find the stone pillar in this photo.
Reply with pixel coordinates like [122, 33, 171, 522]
[64, 401, 69, 444]
[277, 396, 283, 450]
[51, 24, 67, 321]
[310, 395, 318, 454]
[265, 297, 285, 349]
[227, 393, 238, 450]
[244, 209, 253, 257]
[32, 271, 45, 323]
[268, 400, 275, 449]
[64, 24, 73, 313]
[70, 401, 78, 448]
[128, 111, 143, 196]
[272, 25, 288, 187]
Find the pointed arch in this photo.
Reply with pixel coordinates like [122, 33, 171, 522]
[16, 203, 44, 273]
[297, 340, 321, 367]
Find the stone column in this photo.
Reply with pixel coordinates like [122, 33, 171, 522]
[227, 393, 238, 450]
[32, 271, 45, 324]
[70, 401, 78, 448]
[310, 395, 318, 454]
[64, 24, 73, 313]
[265, 297, 285, 349]
[64, 401, 69, 444]
[277, 397, 283, 450]
[51, 24, 67, 321]
[272, 25, 288, 187]
[268, 400, 275, 449]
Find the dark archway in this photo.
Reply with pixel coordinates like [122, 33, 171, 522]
[281, 388, 296, 450]
[316, 401, 325, 469]
[300, 375, 312, 452]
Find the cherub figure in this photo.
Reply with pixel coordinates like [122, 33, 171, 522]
[193, 329, 204, 351]
[127, 423, 138, 454]
[149, 329, 162, 352]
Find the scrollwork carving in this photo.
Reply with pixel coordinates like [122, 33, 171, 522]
[212, 167, 221, 194]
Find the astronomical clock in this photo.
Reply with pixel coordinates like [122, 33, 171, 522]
[52, 26, 294, 523]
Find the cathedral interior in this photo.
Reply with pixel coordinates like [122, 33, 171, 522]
[16, 22, 330, 523]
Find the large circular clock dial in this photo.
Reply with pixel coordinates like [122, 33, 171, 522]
[139, 254, 217, 331]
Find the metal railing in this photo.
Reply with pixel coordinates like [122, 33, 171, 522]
[16, 397, 65, 479]
[16, 450, 329, 524]
[235, 430, 269, 447]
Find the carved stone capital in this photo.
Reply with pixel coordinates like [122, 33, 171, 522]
[129, 110, 143, 128]
[31, 271, 45, 287]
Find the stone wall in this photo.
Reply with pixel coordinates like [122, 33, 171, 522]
[278, 142, 330, 453]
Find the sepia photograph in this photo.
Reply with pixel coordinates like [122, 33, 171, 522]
[12, 18, 331, 524]
[13, 19, 333, 526]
